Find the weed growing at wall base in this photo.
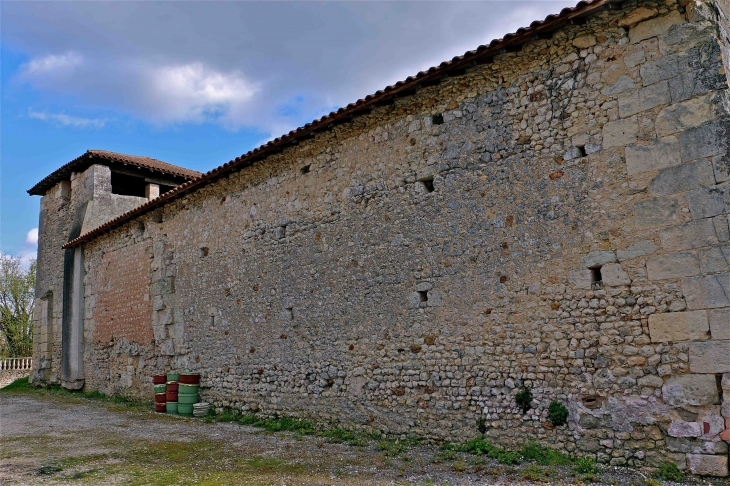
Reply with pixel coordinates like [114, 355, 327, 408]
[652, 461, 683, 481]
[441, 436, 601, 478]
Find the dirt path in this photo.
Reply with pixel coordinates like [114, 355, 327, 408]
[1, 390, 726, 486]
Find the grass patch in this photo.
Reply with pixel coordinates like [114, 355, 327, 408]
[207, 408, 386, 448]
[432, 450, 456, 463]
[445, 435, 599, 472]
[207, 410, 314, 434]
[320, 427, 368, 446]
[520, 441, 572, 466]
[0, 376, 30, 391]
[36, 464, 63, 475]
[458, 436, 521, 465]
[1, 376, 150, 410]
[651, 461, 683, 481]
[376, 438, 418, 457]
[522, 464, 547, 481]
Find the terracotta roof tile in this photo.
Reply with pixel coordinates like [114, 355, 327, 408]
[62, 0, 616, 248]
[28, 150, 202, 196]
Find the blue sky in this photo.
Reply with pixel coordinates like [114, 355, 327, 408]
[1, 1, 576, 263]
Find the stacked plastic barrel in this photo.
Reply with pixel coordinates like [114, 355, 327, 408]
[166, 372, 180, 413]
[153, 374, 167, 412]
[152, 371, 201, 416]
[178, 372, 200, 416]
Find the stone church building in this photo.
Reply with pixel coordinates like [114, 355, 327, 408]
[28, 0, 730, 476]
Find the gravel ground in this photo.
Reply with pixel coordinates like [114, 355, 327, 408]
[1, 389, 729, 486]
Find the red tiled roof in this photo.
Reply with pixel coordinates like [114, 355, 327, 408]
[28, 150, 202, 196]
[62, 0, 619, 248]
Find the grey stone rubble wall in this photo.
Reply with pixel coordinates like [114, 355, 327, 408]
[55, 0, 730, 476]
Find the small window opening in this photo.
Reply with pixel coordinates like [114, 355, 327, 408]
[576, 145, 587, 157]
[300, 165, 311, 174]
[581, 395, 603, 409]
[432, 113, 444, 125]
[420, 178, 435, 193]
[418, 290, 428, 303]
[285, 307, 293, 320]
[590, 266, 603, 290]
[110, 172, 146, 197]
[200, 247, 209, 257]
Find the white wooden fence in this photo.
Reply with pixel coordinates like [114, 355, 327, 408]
[0, 357, 33, 371]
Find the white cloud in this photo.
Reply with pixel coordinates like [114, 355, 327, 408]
[25, 228, 39, 246]
[19, 51, 83, 79]
[142, 62, 258, 125]
[7, 2, 579, 137]
[28, 110, 107, 128]
[19, 251, 37, 270]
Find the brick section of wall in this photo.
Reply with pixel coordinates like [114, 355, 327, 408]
[92, 244, 153, 344]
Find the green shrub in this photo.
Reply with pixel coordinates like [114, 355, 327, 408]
[440, 442, 457, 451]
[547, 400, 569, 426]
[515, 387, 533, 414]
[652, 461, 683, 481]
[574, 456, 597, 474]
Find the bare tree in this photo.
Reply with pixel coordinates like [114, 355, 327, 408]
[0, 255, 36, 357]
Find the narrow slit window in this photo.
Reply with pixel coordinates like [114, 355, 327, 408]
[432, 113, 444, 125]
[418, 290, 428, 303]
[301, 165, 311, 175]
[590, 266, 603, 290]
[576, 145, 587, 157]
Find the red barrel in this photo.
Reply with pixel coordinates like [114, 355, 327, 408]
[153, 374, 166, 384]
[155, 403, 167, 413]
[180, 373, 200, 385]
[166, 391, 178, 402]
[155, 393, 166, 403]
[166, 382, 179, 392]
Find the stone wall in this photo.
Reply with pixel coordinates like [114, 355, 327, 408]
[60, 0, 730, 476]
[30, 164, 149, 386]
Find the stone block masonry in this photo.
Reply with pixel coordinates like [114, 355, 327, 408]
[29, 0, 730, 478]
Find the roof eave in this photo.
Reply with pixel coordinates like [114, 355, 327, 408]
[62, 0, 618, 249]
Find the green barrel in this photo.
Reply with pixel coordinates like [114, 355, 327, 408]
[166, 401, 178, 414]
[178, 403, 194, 416]
[167, 372, 180, 382]
[178, 394, 199, 404]
[153, 384, 167, 393]
[178, 384, 199, 395]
